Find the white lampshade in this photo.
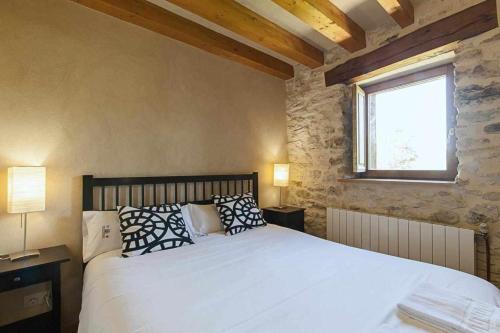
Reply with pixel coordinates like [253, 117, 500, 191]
[8, 167, 46, 214]
[273, 164, 289, 187]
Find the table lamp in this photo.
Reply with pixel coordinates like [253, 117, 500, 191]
[273, 164, 289, 209]
[7, 166, 46, 261]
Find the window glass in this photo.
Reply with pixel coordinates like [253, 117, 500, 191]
[368, 76, 447, 171]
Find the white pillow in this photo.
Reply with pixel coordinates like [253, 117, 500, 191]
[82, 211, 122, 263]
[188, 204, 223, 235]
[180, 204, 198, 238]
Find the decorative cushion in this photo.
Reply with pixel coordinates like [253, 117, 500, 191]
[212, 193, 266, 235]
[144, 204, 197, 238]
[118, 204, 193, 257]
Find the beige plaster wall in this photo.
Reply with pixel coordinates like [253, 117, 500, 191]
[0, 0, 287, 330]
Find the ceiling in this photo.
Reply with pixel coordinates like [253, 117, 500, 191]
[72, 0, 494, 80]
[148, 0, 416, 66]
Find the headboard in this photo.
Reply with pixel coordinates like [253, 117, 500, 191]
[82, 172, 259, 211]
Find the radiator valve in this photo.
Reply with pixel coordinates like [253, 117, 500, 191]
[479, 223, 488, 235]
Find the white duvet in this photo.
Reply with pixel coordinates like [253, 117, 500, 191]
[79, 225, 499, 333]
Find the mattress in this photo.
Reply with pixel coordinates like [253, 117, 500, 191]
[79, 225, 499, 333]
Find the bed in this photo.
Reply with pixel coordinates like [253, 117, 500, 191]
[79, 173, 500, 333]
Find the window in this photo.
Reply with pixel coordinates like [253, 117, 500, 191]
[353, 65, 457, 180]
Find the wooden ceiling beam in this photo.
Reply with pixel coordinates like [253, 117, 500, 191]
[273, 0, 366, 52]
[377, 0, 414, 28]
[165, 0, 324, 68]
[70, 0, 294, 79]
[325, 0, 498, 86]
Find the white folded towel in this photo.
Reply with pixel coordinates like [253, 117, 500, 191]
[398, 283, 500, 333]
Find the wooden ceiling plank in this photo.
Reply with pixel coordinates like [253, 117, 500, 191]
[325, 0, 498, 86]
[272, 0, 365, 52]
[70, 0, 294, 79]
[377, 0, 414, 28]
[165, 0, 324, 68]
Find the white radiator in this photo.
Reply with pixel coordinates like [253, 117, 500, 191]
[326, 208, 475, 275]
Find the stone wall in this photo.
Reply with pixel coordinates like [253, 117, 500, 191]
[286, 1, 500, 284]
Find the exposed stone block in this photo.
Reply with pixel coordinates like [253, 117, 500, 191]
[485, 122, 500, 133]
[458, 107, 500, 124]
[432, 210, 460, 225]
[466, 204, 499, 225]
[456, 82, 500, 105]
[483, 192, 500, 201]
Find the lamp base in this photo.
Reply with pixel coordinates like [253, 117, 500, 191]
[9, 249, 40, 261]
[274, 205, 288, 210]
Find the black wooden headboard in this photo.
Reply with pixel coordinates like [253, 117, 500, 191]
[82, 172, 258, 211]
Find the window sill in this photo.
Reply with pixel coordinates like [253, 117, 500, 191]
[337, 177, 456, 185]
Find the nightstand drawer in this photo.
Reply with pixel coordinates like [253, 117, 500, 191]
[0, 281, 52, 328]
[0, 266, 52, 292]
[262, 207, 305, 232]
[271, 217, 304, 231]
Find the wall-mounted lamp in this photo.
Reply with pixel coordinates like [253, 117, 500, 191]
[273, 164, 289, 209]
[7, 166, 46, 261]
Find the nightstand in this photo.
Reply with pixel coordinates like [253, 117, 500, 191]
[262, 206, 305, 232]
[0, 245, 70, 333]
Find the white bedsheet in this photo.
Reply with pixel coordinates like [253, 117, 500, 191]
[79, 225, 499, 333]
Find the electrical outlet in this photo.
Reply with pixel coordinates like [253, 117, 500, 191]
[23, 291, 47, 308]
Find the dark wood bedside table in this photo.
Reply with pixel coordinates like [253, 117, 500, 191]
[0, 245, 70, 333]
[262, 206, 305, 232]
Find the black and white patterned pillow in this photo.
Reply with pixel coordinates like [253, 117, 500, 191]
[212, 193, 266, 235]
[118, 204, 193, 257]
[142, 204, 176, 213]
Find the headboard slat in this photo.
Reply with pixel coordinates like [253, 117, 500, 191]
[115, 186, 119, 207]
[141, 185, 145, 207]
[82, 172, 259, 211]
[128, 186, 132, 206]
[153, 184, 157, 205]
